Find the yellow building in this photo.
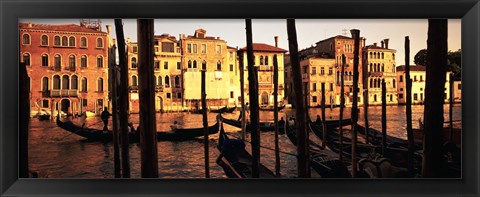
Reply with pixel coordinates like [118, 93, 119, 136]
[363, 40, 398, 105]
[396, 65, 452, 104]
[180, 29, 238, 109]
[238, 41, 287, 106]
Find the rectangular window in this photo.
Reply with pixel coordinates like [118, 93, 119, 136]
[155, 47, 159, 52]
[330, 83, 333, 91]
[201, 44, 206, 53]
[414, 93, 418, 100]
[42, 55, 49, 67]
[420, 75, 423, 81]
[216, 45, 221, 54]
[312, 83, 317, 91]
[167, 93, 171, 99]
[400, 88, 403, 91]
[399, 94, 403, 99]
[420, 93, 423, 100]
[154, 61, 160, 70]
[303, 66, 307, 74]
[162, 42, 175, 52]
[230, 64, 234, 72]
[177, 62, 181, 70]
[458, 84, 461, 90]
[42, 100, 49, 108]
[230, 91, 234, 98]
[164, 61, 168, 69]
[311, 67, 316, 74]
[97, 99, 103, 108]
[193, 44, 198, 53]
[400, 75, 403, 82]
[328, 67, 333, 75]
[133, 46, 138, 53]
[320, 67, 325, 75]
[82, 99, 88, 107]
[187, 44, 192, 53]
[312, 96, 317, 103]
[177, 93, 182, 99]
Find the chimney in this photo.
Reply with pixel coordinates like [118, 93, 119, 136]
[361, 37, 366, 48]
[28, 23, 32, 28]
[106, 25, 111, 34]
[274, 36, 279, 47]
[127, 37, 131, 43]
[217, 37, 220, 40]
[381, 40, 384, 48]
[373, 43, 377, 47]
[384, 38, 390, 49]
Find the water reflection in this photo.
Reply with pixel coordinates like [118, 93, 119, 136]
[28, 104, 461, 178]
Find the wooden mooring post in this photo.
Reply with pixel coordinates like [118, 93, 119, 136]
[422, 19, 448, 177]
[350, 29, 360, 178]
[114, 19, 131, 178]
[339, 55, 346, 162]
[381, 79, 387, 156]
[19, 62, 29, 178]
[109, 41, 121, 178]
[449, 73, 454, 141]
[201, 70, 210, 178]
[287, 19, 309, 178]
[238, 52, 247, 140]
[245, 19, 260, 178]
[362, 47, 370, 145]
[273, 54, 281, 176]
[138, 19, 158, 178]
[404, 36, 414, 175]
[321, 82, 327, 149]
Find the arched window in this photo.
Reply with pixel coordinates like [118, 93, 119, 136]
[390, 95, 393, 102]
[53, 75, 61, 89]
[42, 54, 49, 67]
[23, 53, 30, 66]
[260, 56, 264, 65]
[174, 76, 180, 88]
[381, 52, 384, 59]
[393, 79, 396, 88]
[54, 36, 61, 46]
[377, 64, 380, 72]
[216, 61, 221, 71]
[188, 60, 192, 68]
[381, 64, 384, 72]
[370, 63, 373, 72]
[131, 57, 137, 68]
[349, 71, 352, 81]
[41, 35, 48, 46]
[54, 54, 61, 70]
[81, 55, 87, 68]
[202, 60, 207, 70]
[81, 77, 88, 92]
[22, 34, 30, 45]
[97, 78, 104, 92]
[69, 36, 76, 47]
[132, 75, 138, 86]
[71, 75, 78, 89]
[62, 36, 68, 47]
[265, 56, 269, 65]
[97, 56, 103, 68]
[165, 75, 170, 87]
[193, 60, 197, 69]
[369, 52, 373, 59]
[370, 78, 373, 88]
[157, 76, 162, 86]
[374, 94, 377, 102]
[80, 37, 87, 48]
[96, 38, 103, 48]
[62, 75, 70, 90]
[42, 77, 49, 92]
[69, 55, 76, 70]
[392, 54, 395, 60]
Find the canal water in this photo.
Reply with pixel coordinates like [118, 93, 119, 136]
[28, 104, 461, 178]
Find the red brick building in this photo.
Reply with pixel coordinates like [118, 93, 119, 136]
[19, 21, 111, 117]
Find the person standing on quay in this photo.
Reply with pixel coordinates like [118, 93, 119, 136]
[101, 107, 112, 132]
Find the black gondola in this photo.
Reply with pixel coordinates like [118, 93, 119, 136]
[210, 106, 236, 114]
[259, 104, 286, 111]
[219, 114, 285, 133]
[56, 116, 219, 142]
[38, 114, 51, 121]
[216, 123, 276, 178]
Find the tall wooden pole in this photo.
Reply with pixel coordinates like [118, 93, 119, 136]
[287, 19, 309, 178]
[381, 79, 387, 156]
[114, 19, 131, 178]
[321, 82, 327, 148]
[404, 36, 414, 175]
[245, 19, 260, 178]
[238, 52, 246, 140]
[201, 70, 210, 178]
[350, 29, 360, 178]
[109, 43, 121, 178]
[422, 19, 448, 177]
[273, 54, 280, 176]
[19, 62, 29, 178]
[449, 73, 454, 141]
[339, 55, 346, 162]
[362, 49, 370, 145]
[137, 19, 158, 178]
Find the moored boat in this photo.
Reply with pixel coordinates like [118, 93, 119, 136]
[259, 104, 286, 111]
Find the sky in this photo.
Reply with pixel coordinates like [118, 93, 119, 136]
[20, 19, 461, 66]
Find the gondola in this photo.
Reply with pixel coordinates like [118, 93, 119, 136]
[310, 118, 353, 127]
[56, 116, 219, 142]
[38, 114, 51, 121]
[285, 123, 352, 178]
[259, 104, 286, 111]
[219, 114, 285, 133]
[210, 106, 236, 114]
[216, 123, 277, 178]
[354, 124, 423, 150]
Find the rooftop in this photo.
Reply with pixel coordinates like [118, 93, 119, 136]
[19, 23, 107, 34]
[396, 65, 426, 71]
[239, 43, 288, 53]
[316, 35, 353, 44]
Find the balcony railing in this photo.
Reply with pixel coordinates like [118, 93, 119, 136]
[51, 66, 61, 71]
[50, 89, 78, 97]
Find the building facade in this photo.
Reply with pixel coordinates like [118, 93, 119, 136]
[20, 21, 110, 117]
[396, 65, 452, 104]
[238, 42, 287, 106]
[363, 40, 398, 105]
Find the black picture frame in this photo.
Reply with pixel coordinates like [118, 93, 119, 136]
[1, 0, 478, 196]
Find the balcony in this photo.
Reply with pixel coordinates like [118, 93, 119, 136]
[51, 66, 61, 71]
[155, 85, 164, 92]
[41, 91, 50, 97]
[259, 65, 271, 71]
[50, 89, 78, 97]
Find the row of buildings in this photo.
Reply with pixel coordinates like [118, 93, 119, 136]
[20, 21, 461, 117]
